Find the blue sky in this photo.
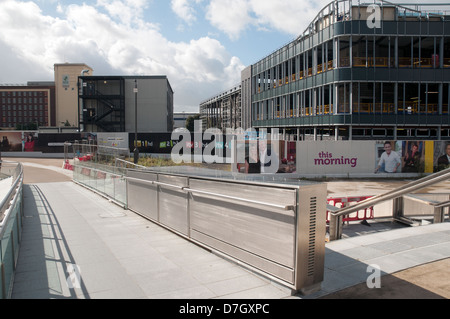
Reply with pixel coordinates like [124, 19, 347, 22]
[0, 0, 447, 112]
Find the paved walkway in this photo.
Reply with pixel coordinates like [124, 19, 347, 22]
[7, 158, 450, 299]
[13, 182, 294, 299]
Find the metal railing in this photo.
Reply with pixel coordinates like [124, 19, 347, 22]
[0, 161, 24, 299]
[72, 155, 328, 295]
[328, 166, 450, 240]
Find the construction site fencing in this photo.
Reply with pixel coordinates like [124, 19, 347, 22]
[326, 196, 374, 223]
[64, 142, 131, 175]
[72, 164, 127, 207]
[65, 142, 130, 206]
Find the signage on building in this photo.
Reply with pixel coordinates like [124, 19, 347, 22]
[62, 75, 70, 87]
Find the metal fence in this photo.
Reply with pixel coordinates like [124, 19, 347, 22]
[71, 156, 327, 295]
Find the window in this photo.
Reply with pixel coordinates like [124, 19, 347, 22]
[352, 36, 367, 67]
[404, 83, 419, 114]
[317, 45, 323, 74]
[420, 37, 436, 68]
[383, 83, 395, 114]
[337, 83, 350, 113]
[375, 36, 394, 67]
[443, 83, 449, 114]
[359, 82, 374, 113]
[374, 83, 382, 113]
[339, 36, 350, 67]
[398, 37, 412, 68]
[325, 40, 334, 70]
[307, 50, 313, 76]
[444, 37, 450, 68]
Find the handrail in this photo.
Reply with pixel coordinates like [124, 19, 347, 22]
[153, 181, 186, 190]
[126, 176, 156, 185]
[184, 187, 295, 211]
[330, 166, 450, 217]
[0, 162, 24, 235]
[436, 201, 450, 209]
[126, 177, 186, 191]
[115, 158, 146, 170]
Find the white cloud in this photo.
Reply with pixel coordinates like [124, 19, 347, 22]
[0, 0, 244, 112]
[206, 0, 254, 40]
[205, 0, 330, 39]
[205, 0, 450, 40]
[171, 0, 201, 25]
[248, 0, 327, 35]
[96, 0, 150, 26]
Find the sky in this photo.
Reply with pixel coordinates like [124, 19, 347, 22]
[0, 0, 448, 113]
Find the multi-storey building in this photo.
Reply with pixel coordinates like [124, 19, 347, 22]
[0, 82, 55, 129]
[78, 75, 174, 133]
[200, 84, 241, 132]
[244, 1, 450, 141]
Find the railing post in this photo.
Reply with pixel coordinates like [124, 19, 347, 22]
[392, 196, 404, 220]
[329, 214, 343, 241]
[433, 206, 445, 224]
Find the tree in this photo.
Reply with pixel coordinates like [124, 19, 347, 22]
[185, 114, 200, 132]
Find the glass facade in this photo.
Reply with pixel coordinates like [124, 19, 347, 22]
[251, 1, 450, 140]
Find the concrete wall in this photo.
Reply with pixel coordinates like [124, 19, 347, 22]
[124, 78, 173, 133]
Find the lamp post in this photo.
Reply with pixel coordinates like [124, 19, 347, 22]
[133, 79, 139, 164]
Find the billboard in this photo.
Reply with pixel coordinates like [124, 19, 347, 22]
[0, 131, 38, 152]
[296, 140, 450, 176]
[296, 141, 374, 175]
[434, 141, 450, 172]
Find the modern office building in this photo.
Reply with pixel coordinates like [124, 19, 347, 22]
[200, 84, 241, 132]
[244, 0, 450, 141]
[0, 82, 55, 129]
[78, 75, 174, 133]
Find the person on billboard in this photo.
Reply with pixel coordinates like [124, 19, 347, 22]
[403, 142, 421, 173]
[375, 141, 401, 173]
[2, 136, 10, 151]
[437, 143, 450, 169]
[24, 133, 35, 152]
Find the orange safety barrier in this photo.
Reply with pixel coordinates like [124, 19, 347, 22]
[77, 154, 94, 162]
[97, 171, 107, 179]
[63, 160, 73, 171]
[326, 196, 374, 223]
[81, 168, 91, 176]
